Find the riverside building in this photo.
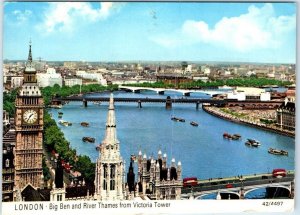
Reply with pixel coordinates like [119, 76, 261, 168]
[276, 99, 295, 131]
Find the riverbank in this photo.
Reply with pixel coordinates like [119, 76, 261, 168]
[202, 105, 295, 138]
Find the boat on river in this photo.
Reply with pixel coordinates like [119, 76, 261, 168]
[82, 137, 95, 143]
[245, 139, 261, 147]
[232, 134, 241, 139]
[223, 133, 232, 139]
[51, 104, 62, 109]
[171, 116, 185, 122]
[223, 133, 241, 140]
[190, 121, 198, 126]
[58, 112, 63, 115]
[58, 120, 72, 126]
[81, 122, 89, 127]
[268, 148, 288, 156]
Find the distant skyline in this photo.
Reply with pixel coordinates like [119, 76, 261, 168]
[3, 2, 297, 64]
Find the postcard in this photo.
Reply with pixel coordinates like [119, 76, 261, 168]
[1, 1, 296, 214]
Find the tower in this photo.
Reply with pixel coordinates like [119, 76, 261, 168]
[14, 41, 44, 190]
[137, 150, 182, 200]
[50, 156, 66, 201]
[94, 94, 124, 200]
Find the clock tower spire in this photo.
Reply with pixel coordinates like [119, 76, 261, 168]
[14, 41, 44, 192]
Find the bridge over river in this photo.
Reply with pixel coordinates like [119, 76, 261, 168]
[51, 95, 283, 109]
[181, 172, 294, 200]
[51, 95, 227, 109]
[118, 85, 227, 96]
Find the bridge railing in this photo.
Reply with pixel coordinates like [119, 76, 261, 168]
[182, 176, 294, 195]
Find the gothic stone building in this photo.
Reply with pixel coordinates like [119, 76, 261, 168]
[135, 150, 182, 200]
[94, 94, 125, 200]
[14, 42, 45, 201]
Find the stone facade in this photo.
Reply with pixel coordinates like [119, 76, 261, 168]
[94, 94, 125, 200]
[2, 118, 16, 202]
[137, 150, 182, 200]
[277, 100, 295, 131]
[14, 42, 44, 192]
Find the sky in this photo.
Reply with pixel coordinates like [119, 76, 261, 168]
[3, 1, 297, 63]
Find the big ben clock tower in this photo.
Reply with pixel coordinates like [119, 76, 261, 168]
[14, 41, 44, 190]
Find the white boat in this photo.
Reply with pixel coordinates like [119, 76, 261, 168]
[58, 120, 72, 126]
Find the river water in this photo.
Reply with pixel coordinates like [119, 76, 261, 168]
[48, 90, 295, 181]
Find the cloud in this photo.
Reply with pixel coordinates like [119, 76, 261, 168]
[12, 10, 32, 24]
[37, 2, 123, 34]
[152, 3, 296, 52]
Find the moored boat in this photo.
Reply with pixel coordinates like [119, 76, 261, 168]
[82, 137, 95, 143]
[81, 122, 89, 127]
[268, 148, 288, 156]
[58, 112, 63, 115]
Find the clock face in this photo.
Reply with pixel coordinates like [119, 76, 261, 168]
[23, 109, 38, 124]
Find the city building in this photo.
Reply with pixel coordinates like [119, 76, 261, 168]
[276, 99, 295, 131]
[94, 94, 125, 200]
[50, 156, 95, 201]
[227, 87, 271, 101]
[76, 70, 107, 86]
[64, 77, 83, 87]
[14, 41, 45, 196]
[156, 74, 192, 88]
[136, 150, 182, 200]
[36, 68, 63, 87]
[2, 117, 16, 202]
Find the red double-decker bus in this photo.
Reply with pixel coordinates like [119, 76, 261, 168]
[272, 169, 287, 178]
[183, 177, 198, 187]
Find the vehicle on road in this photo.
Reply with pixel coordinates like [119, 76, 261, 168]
[183, 177, 198, 187]
[272, 169, 287, 178]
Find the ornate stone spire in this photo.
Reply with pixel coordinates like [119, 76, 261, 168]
[95, 93, 124, 200]
[28, 39, 33, 64]
[102, 94, 119, 146]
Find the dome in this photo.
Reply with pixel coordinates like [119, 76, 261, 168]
[171, 158, 175, 163]
[139, 150, 142, 155]
[163, 153, 167, 158]
[143, 154, 147, 159]
[178, 161, 181, 166]
[158, 150, 162, 155]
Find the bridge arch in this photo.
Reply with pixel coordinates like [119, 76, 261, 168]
[244, 185, 290, 197]
[195, 191, 240, 200]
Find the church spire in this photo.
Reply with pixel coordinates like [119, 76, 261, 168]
[102, 94, 119, 146]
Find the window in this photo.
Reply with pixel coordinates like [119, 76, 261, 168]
[57, 194, 62, 201]
[103, 165, 107, 178]
[5, 159, 9, 168]
[110, 179, 115, 190]
[110, 165, 116, 190]
[103, 180, 107, 190]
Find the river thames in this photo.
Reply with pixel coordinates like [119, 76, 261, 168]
[48, 91, 295, 180]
